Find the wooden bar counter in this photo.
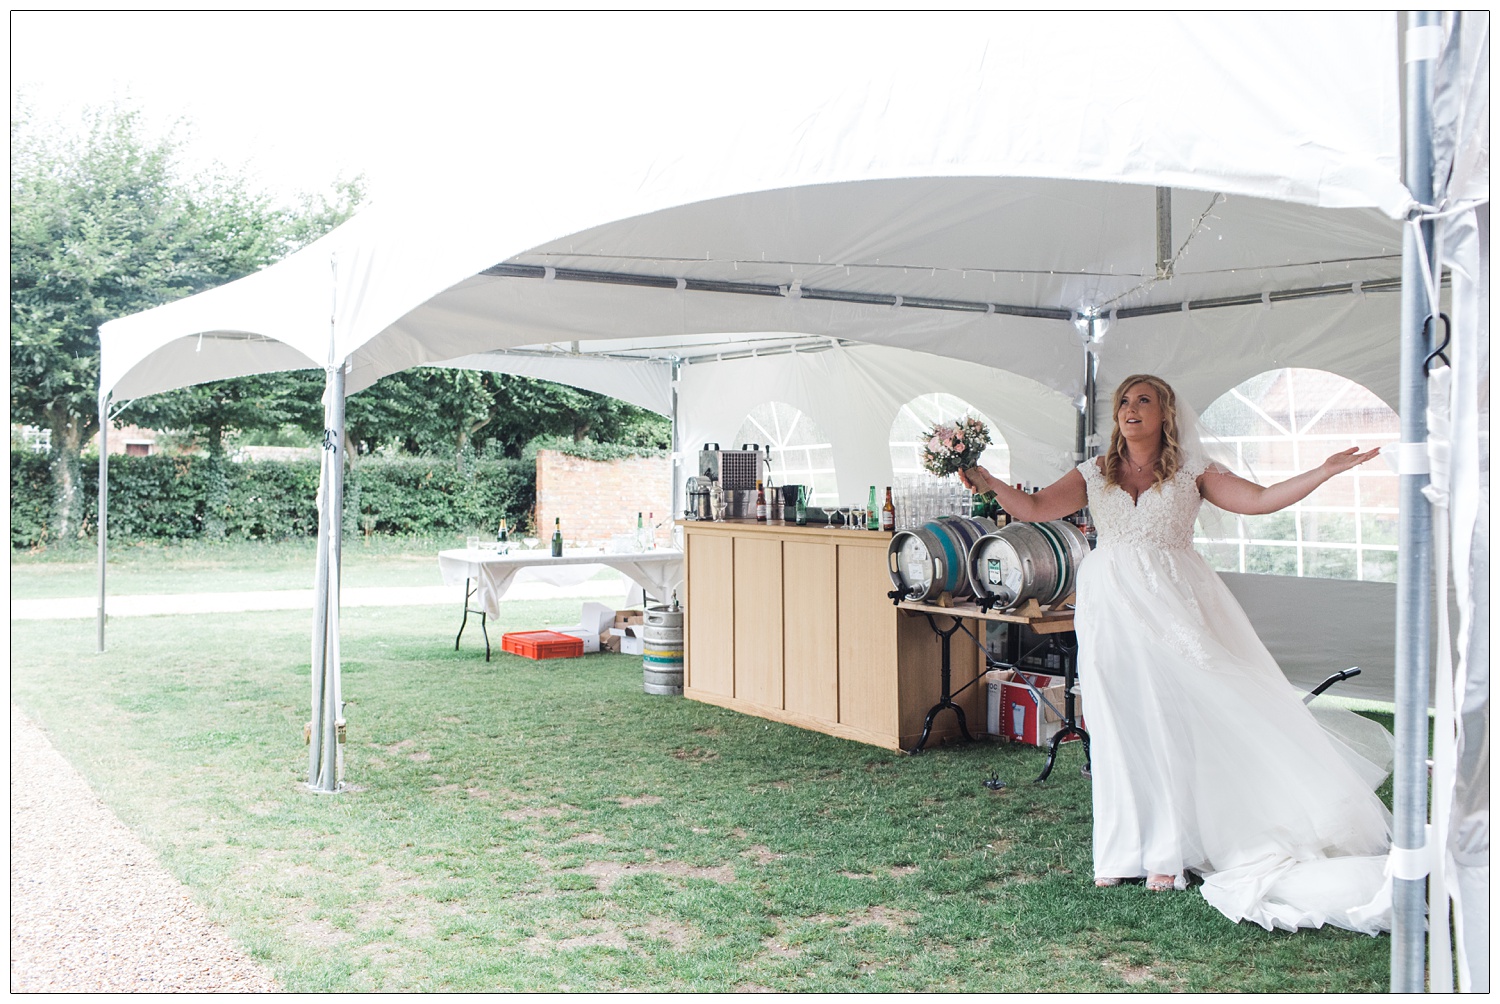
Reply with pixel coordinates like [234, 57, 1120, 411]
[680, 519, 985, 751]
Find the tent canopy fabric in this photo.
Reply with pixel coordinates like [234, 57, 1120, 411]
[99, 12, 1408, 410]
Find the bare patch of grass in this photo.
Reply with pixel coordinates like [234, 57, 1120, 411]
[810, 906, 917, 934]
[578, 860, 736, 893]
[669, 747, 718, 763]
[741, 845, 783, 865]
[614, 795, 662, 807]
[501, 806, 575, 821]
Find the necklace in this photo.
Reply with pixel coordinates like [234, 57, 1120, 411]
[1128, 453, 1160, 474]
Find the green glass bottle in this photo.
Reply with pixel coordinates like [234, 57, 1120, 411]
[867, 486, 879, 530]
[795, 485, 808, 526]
[498, 517, 509, 543]
[551, 517, 563, 557]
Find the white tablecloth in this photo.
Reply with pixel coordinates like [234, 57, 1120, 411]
[437, 548, 685, 619]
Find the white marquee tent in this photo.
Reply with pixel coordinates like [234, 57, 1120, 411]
[95, 12, 1486, 990]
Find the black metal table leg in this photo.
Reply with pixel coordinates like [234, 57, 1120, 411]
[1032, 638, 1088, 783]
[910, 614, 974, 754]
[455, 577, 492, 661]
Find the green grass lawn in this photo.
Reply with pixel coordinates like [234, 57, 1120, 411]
[12, 583, 1396, 993]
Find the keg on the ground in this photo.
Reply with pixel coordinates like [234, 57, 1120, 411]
[966, 520, 1090, 610]
[642, 604, 684, 695]
[887, 515, 998, 602]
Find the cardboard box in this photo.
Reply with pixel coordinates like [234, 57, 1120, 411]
[556, 602, 614, 655]
[613, 608, 645, 628]
[986, 669, 1084, 746]
[556, 627, 600, 653]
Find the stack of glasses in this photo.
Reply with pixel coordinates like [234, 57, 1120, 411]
[892, 473, 974, 530]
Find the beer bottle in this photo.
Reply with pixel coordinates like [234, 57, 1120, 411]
[551, 517, 564, 557]
[795, 485, 808, 526]
[867, 486, 879, 530]
[880, 487, 895, 532]
[756, 481, 767, 522]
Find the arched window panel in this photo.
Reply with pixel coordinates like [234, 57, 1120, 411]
[1195, 368, 1399, 583]
[890, 393, 1011, 484]
[734, 401, 839, 507]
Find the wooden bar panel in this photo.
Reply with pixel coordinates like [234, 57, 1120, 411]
[733, 536, 784, 709]
[686, 532, 735, 697]
[782, 540, 839, 722]
[836, 543, 897, 736]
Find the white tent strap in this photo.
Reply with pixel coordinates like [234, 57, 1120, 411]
[1389, 827, 1437, 881]
[1383, 442, 1433, 475]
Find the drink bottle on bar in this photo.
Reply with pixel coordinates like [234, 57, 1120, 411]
[867, 486, 878, 530]
[647, 512, 657, 549]
[498, 517, 509, 543]
[756, 481, 767, 522]
[795, 485, 808, 525]
[880, 487, 895, 532]
[636, 511, 645, 550]
[551, 517, 564, 557]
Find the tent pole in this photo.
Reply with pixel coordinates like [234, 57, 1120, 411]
[670, 358, 682, 550]
[1081, 319, 1098, 460]
[96, 392, 109, 654]
[308, 362, 346, 793]
[1391, 9, 1440, 992]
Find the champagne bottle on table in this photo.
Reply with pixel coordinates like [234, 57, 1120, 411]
[881, 487, 895, 531]
[551, 517, 563, 557]
[867, 486, 879, 530]
[498, 518, 509, 543]
[795, 485, 808, 526]
[756, 481, 767, 522]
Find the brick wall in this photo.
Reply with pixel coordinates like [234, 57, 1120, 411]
[534, 450, 674, 547]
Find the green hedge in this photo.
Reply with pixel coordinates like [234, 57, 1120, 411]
[10, 452, 538, 549]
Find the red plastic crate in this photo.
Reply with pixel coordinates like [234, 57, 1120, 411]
[501, 630, 585, 660]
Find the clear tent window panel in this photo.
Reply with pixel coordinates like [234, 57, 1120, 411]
[1196, 368, 1399, 582]
[734, 401, 839, 507]
[889, 393, 1011, 484]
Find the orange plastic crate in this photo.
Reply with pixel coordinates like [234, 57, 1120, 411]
[501, 630, 585, 660]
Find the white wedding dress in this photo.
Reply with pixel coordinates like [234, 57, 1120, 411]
[1074, 457, 1394, 934]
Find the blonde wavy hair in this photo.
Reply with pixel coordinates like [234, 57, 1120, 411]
[1103, 374, 1185, 491]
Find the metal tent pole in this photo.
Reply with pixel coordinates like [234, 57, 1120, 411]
[96, 392, 109, 654]
[670, 358, 683, 542]
[1392, 9, 1440, 992]
[308, 362, 346, 793]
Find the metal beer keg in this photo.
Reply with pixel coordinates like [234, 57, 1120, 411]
[967, 520, 1090, 610]
[642, 605, 684, 695]
[886, 515, 998, 602]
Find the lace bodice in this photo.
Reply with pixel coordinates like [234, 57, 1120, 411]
[1078, 458, 1206, 551]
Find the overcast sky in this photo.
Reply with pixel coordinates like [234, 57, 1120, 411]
[10, 11, 720, 206]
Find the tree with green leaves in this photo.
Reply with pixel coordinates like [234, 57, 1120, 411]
[345, 369, 670, 463]
[10, 102, 362, 542]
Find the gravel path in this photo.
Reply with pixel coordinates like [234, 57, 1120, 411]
[10, 705, 281, 993]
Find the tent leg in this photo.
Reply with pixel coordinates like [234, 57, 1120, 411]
[670, 358, 682, 544]
[96, 393, 109, 654]
[1392, 9, 1440, 992]
[308, 364, 346, 793]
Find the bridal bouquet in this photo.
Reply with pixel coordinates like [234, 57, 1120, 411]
[921, 415, 992, 478]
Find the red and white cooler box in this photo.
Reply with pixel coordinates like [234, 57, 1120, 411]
[985, 669, 1085, 746]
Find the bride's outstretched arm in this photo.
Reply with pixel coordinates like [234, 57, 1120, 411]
[1199, 447, 1382, 516]
[957, 467, 1087, 522]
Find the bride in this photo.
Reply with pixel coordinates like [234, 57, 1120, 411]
[960, 373, 1394, 935]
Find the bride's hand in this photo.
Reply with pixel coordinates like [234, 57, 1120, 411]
[1320, 446, 1381, 478]
[958, 465, 988, 493]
